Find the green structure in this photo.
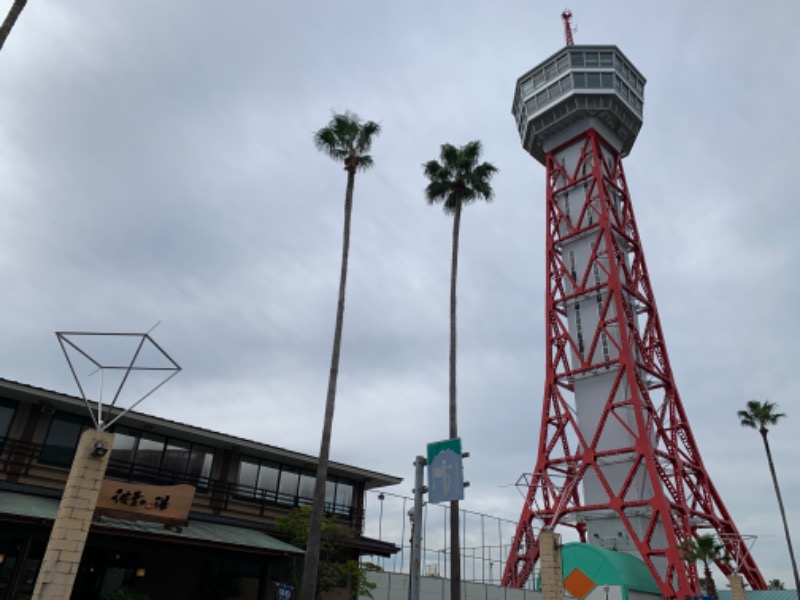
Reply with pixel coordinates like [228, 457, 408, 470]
[555, 543, 660, 600]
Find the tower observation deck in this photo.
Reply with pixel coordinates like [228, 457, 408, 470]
[502, 43, 766, 599]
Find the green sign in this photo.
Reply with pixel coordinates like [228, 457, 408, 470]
[427, 438, 464, 503]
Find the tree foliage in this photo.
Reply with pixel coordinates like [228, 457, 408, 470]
[737, 400, 786, 434]
[768, 579, 785, 590]
[313, 111, 381, 173]
[280, 507, 380, 600]
[423, 141, 497, 214]
[678, 534, 727, 600]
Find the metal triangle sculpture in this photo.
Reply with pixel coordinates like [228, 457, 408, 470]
[56, 329, 181, 431]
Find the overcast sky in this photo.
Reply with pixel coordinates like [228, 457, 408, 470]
[1, 0, 799, 589]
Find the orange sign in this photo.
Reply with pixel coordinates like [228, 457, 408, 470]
[95, 481, 195, 525]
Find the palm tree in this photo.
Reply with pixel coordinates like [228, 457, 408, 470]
[768, 579, 785, 590]
[738, 400, 799, 594]
[0, 0, 28, 51]
[423, 141, 497, 600]
[679, 534, 727, 600]
[300, 111, 380, 600]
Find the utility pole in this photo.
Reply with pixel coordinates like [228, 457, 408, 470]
[408, 456, 427, 600]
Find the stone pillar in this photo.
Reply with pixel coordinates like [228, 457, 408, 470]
[728, 574, 747, 600]
[539, 530, 564, 600]
[33, 429, 115, 600]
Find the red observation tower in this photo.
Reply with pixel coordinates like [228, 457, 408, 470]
[501, 42, 767, 599]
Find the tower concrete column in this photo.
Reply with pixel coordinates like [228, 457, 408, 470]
[538, 530, 564, 600]
[728, 574, 747, 600]
[33, 428, 115, 600]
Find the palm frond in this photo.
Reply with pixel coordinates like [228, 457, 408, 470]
[423, 140, 497, 213]
[356, 120, 381, 154]
[356, 155, 374, 171]
[314, 110, 381, 169]
[738, 399, 786, 431]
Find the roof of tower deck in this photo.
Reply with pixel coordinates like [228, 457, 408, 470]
[512, 44, 647, 164]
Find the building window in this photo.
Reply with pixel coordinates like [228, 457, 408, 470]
[325, 479, 355, 516]
[39, 412, 91, 467]
[107, 426, 214, 487]
[0, 398, 17, 450]
[236, 457, 356, 515]
[521, 79, 534, 97]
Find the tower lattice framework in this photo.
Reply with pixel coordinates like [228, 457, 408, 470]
[501, 128, 767, 598]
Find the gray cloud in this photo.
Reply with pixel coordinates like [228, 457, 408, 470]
[1, 0, 799, 588]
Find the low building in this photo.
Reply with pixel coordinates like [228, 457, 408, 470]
[0, 378, 401, 600]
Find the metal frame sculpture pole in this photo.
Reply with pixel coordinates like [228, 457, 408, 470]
[33, 330, 180, 600]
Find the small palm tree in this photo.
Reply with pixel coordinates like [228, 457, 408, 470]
[0, 0, 28, 51]
[767, 579, 785, 590]
[738, 400, 799, 594]
[423, 141, 497, 600]
[679, 534, 726, 600]
[300, 111, 380, 600]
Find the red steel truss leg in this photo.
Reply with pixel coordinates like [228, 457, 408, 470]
[502, 129, 766, 599]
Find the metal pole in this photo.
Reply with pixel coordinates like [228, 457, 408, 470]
[409, 456, 426, 600]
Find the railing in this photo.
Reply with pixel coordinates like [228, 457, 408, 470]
[0, 436, 364, 530]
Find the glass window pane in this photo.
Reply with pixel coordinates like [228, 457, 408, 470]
[238, 458, 258, 491]
[325, 480, 336, 507]
[257, 462, 279, 495]
[297, 473, 315, 506]
[40, 413, 86, 466]
[278, 468, 299, 505]
[570, 52, 584, 66]
[601, 73, 613, 88]
[574, 73, 585, 88]
[585, 52, 598, 67]
[135, 434, 165, 469]
[161, 439, 190, 475]
[600, 52, 613, 66]
[336, 483, 353, 514]
[189, 445, 214, 480]
[0, 399, 17, 440]
[587, 73, 601, 88]
[110, 427, 137, 463]
[536, 90, 547, 106]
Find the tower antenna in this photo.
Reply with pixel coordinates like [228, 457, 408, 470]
[561, 9, 575, 45]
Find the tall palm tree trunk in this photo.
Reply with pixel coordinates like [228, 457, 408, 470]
[0, 0, 28, 51]
[761, 429, 800, 594]
[300, 166, 356, 600]
[702, 560, 718, 600]
[449, 197, 462, 600]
